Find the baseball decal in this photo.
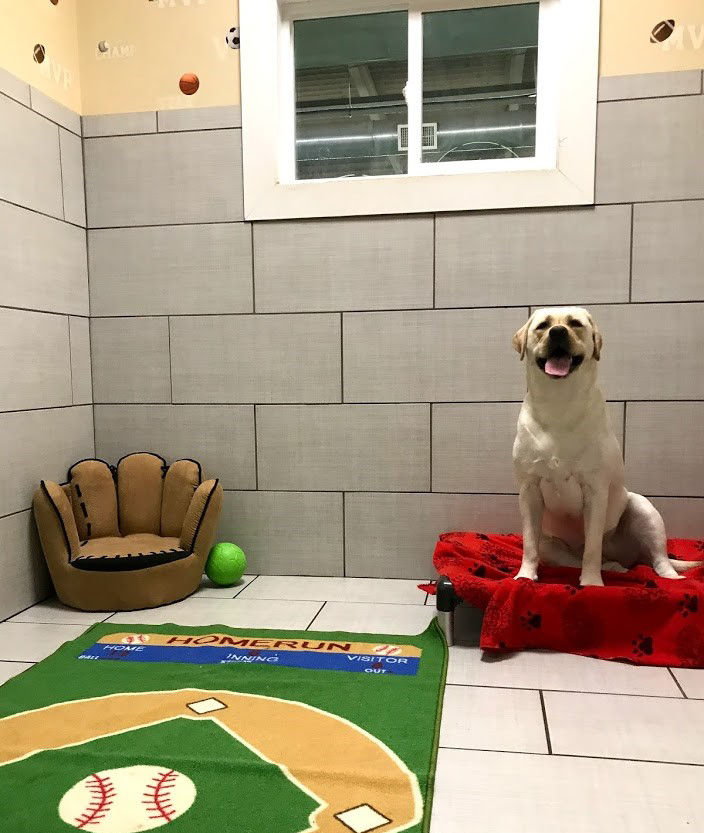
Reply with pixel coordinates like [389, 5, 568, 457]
[121, 634, 150, 644]
[0, 689, 422, 833]
[58, 765, 196, 832]
[373, 644, 402, 656]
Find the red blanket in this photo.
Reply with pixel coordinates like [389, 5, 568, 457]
[423, 532, 704, 667]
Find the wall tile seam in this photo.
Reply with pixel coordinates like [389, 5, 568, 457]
[0, 507, 32, 522]
[91, 300, 704, 319]
[215, 489, 704, 499]
[0, 88, 81, 137]
[87, 302, 704, 317]
[83, 126, 241, 142]
[0, 403, 92, 416]
[90, 400, 704, 406]
[0, 196, 87, 232]
[0, 306, 89, 318]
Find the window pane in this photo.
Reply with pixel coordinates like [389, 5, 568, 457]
[422, 4, 539, 163]
[294, 12, 408, 180]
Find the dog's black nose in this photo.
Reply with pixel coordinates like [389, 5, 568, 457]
[549, 325, 568, 340]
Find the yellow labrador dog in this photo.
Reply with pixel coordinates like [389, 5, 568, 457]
[512, 306, 701, 587]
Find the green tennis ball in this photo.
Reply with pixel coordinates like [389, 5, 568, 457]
[205, 543, 247, 586]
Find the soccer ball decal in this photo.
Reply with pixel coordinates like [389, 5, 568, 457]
[225, 26, 240, 49]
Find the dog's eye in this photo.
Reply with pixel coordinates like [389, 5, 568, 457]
[534, 321, 549, 331]
[568, 319, 584, 328]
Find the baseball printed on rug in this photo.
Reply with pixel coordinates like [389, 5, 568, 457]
[0, 619, 447, 833]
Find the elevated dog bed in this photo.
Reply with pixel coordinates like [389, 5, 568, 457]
[423, 532, 704, 668]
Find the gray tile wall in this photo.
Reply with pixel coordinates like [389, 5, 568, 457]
[0, 77, 92, 618]
[86, 70, 704, 579]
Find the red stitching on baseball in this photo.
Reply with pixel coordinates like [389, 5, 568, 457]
[74, 773, 115, 828]
[142, 769, 177, 821]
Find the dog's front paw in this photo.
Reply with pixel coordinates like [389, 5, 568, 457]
[579, 572, 604, 587]
[514, 566, 538, 581]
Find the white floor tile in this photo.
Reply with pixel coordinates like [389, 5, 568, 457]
[440, 685, 548, 754]
[193, 575, 257, 598]
[0, 623, 88, 662]
[6, 598, 113, 625]
[0, 661, 33, 684]
[671, 668, 704, 699]
[238, 576, 428, 605]
[447, 645, 680, 697]
[106, 596, 321, 630]
[432, 748, 704, 833]
[545, 690, 704, 764]
[309, 602, 436, 635]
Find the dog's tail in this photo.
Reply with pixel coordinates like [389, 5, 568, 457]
[669, 558, 704, 573]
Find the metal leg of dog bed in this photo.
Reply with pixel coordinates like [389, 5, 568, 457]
[436, 575, 460, 648]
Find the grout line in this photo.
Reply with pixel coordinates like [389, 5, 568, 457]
[305, 602, 326, 630]
[67, 316, 74, 404]
[0, 403, 93, 416]
[429, 403, 433, 492]
[84, 125, 240, 140]
[0, 195, 85, 230]
[232, 575, 259, 598]
[552, 752, 704, 769]
[598, 91, 702, 104]
[628, 203, 634, 302]
[223, 595, 427, 606]
[438, 746, 704, 768]
[432, 214, 437, 308]
[439, 745, 547, 756]
[0, 304, 89, 318]
[622, 401, 627, 460]
[539, 691, 553, 754]
[253, 405, 259, 490]
[0, 507, 32, 521]
[668, 667, 688, 698]
[339, 313, 345, 402]
[0, 593, 53, 624]
[86, 299, 704, 316]
[89, 399, 704, 407]
[446, 681, 694, 701]
[342, 492, 346, 577]
[167, 316, 173, 403]
[0, 87, 81, 137]
[250, 222, 256, 313]
[57, 125, 66, 220]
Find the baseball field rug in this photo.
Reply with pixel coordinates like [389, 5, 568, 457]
[0, 619, 447, 833]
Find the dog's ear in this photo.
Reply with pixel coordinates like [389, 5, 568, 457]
[512, 315, 532, 361]
[586, 313, 603, 361]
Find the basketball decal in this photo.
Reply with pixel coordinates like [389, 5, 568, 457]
[179, 73, 199, 95]
[58, 765, 196, 832]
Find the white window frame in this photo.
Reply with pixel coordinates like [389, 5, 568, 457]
[240, 0, 600, 220]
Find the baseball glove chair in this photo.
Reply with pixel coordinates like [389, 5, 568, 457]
[33, 452, 223, 611]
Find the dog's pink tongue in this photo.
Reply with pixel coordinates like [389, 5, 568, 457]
[545, 356, 572, 377]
